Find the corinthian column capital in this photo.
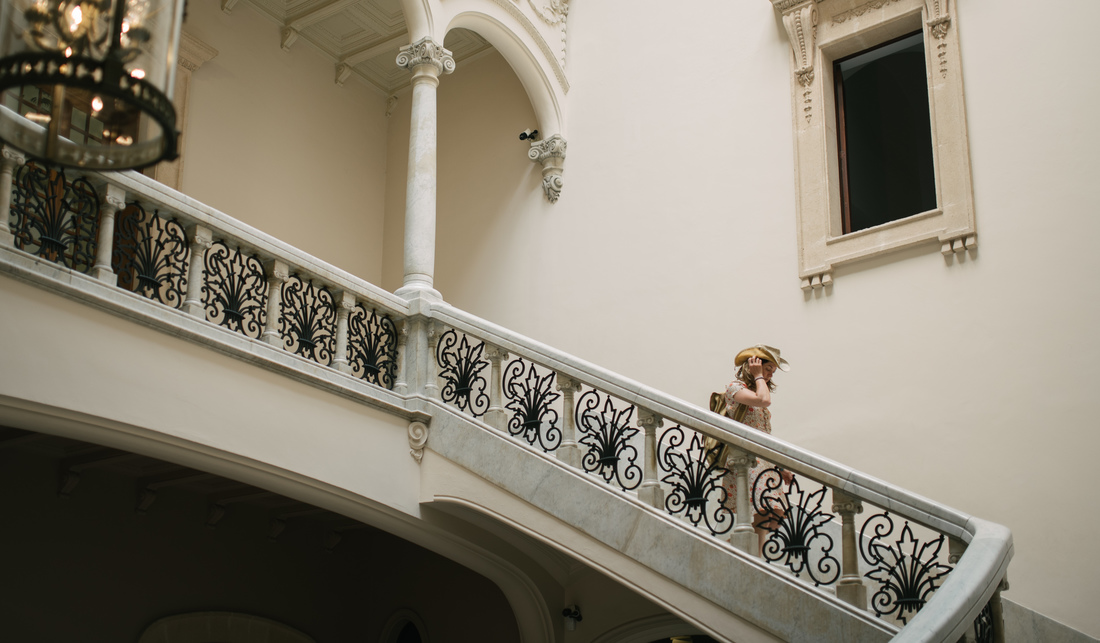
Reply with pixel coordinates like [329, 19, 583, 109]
[396, 37, 456, 77]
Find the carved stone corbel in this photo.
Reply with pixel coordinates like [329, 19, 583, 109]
[335, 63, 353, 87]
[800, 271, 832, 292]
[528, 134, 567, 203]
[281, 27, 300, 52]
[772, 0, 821, 122]
[925, 0, 952, 77]
[408, 421, 428, 463]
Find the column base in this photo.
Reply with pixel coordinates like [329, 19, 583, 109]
[395, 282, 442, 301]
[729, 528, 759, 556]
[484, 408, 506, 431]
[637, 482, 664, 509]
[92, 266, 116, 284]
[836, 581, 867, 610]
[557, 442, 582, 468]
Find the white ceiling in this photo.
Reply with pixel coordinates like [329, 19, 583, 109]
[236, 0, 491, 94]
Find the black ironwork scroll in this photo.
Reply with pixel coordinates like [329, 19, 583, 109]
[860, 512, 953, 623]
[657, 427, 732, 535]
[752, 468, 840, 586]
[503, 359, 562, 452]
[203, 241, 267, 339]
[436, 328, 489, 417]
[279, 275, 335, 364]
[9, 161, 99, 272]
[575, 389, 641, 491]
[347, 304, 398, 389]
[113, 203, 188, 307]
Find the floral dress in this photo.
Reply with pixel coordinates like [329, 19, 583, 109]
[721, 379, 773, 519]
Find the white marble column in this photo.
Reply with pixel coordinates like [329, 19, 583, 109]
[636, 409, 665, 509]
[832, 488, 867, 609]
[555, 376, 583, 468]
[394, 37, 455, 299]
[92, 184, 127, 283]
[727, 447, 759, 555]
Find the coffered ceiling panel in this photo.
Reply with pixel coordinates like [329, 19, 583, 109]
[240, 0, 491, 94]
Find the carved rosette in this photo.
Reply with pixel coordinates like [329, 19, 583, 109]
[528, 135, 567, 203]
[773, 0, 820, 122]
[396, 37, 456, 77]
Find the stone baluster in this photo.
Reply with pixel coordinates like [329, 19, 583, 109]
[990, 576, 1008, 643]
[726, 447, 759, 555]
[394, 37, 455, 299]
[261, 259, 290, 348]
[0, 146, 26, 247]
[831, 488, 867, 609]
[483, 345, 509, 430]
[636, 409, 665, 508]
[394, 321, 409, 395]
[424, 321, 439, 399]
[182, 225, 213, 318]
[331, 291, 356, 374]
[91, 184, 127, 283]
[555, 376, 583, 468]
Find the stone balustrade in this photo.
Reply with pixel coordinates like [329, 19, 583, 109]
[0, 152, 1010, 643]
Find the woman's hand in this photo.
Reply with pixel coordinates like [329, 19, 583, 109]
[747, 356, 765, 380]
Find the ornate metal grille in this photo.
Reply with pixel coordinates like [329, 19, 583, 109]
[974, 601, 994, 643]
[657, 427, 732, 535]
[575, 389, 641, 491]
[112, 203, 189, 308]
[9, 161, 99, 272]
[752, 468, 840, 585]
[860, 512, 953, 623]
[503, 358, 562, 452]
[278, 275, 335, 364]
[435, 328, 489, 417]
[347, 304, 398, 388]
[203, 241, 268, 339]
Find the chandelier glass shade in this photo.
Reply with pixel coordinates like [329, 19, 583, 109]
[0, 0, 185, 169]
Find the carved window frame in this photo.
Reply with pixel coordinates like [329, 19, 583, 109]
[771, 0, 975, 290]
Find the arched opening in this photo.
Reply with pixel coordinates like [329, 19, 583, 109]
[0, 428, 519, 642]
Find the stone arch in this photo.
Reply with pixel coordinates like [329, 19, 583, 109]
[399, 0, 434, 41]
[444, 10, 566, 139]
[379, 609, 431, 643]
[1, 399, 553, 643]
[137, 612, 314, 643]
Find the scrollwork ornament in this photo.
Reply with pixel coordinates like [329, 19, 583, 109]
[859, 512, 953, 623]
[112, 203, 189, 308]
[657, 427, 732, 535]
[10, 161, 100, 272]
[408, 421, 428, 463]
[203, 241, 269, 338]
[575, 390, 641, 491]
[503, 359, 562, 452]
[542, 173, 564, 203]
[435, 328, 490, 417]
[347, 305, 399, 389]
[528, 135, 567, 163]
[278, 275, 336, 364]
[752, 469, 840, 586]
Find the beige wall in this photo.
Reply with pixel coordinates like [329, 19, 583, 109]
[177, 0, 390, 283]
[383, 0, 1100, 636]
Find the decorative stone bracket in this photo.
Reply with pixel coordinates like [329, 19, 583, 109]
[408, 421, 428, 463]
[772, 0, 822, 123]
[800, 271, 832, 292]
[940, 233, 976, 257]
[528, 134, 567, 203]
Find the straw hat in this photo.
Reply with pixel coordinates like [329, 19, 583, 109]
[734, 344, 790, 372]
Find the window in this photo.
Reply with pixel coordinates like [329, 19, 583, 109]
[770, 0, 976, 291]
[834, 31, 936, 233]
[2, 85, 139, 147]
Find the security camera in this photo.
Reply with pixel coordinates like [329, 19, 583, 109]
[519, 128, 539, 141]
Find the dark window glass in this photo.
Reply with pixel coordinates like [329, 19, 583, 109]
[396, 622, 422, 643]
[835, 31, 936, 233]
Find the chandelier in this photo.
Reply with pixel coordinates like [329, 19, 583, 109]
[0, 0, 185, 169]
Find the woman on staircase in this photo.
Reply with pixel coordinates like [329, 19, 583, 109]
[720, 344, 791, 553]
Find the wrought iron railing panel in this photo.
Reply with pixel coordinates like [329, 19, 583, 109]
[657, 426, 733, 535]
[436, 328, 490, 417]
[347, 304, 398, 389]
[860, 511, 953, 624]
[752, 468, 840, 586]
[279, 275, 336, 365]
[575, 389, 641, 491]
[502, 358, 562, 452]
[113, 203, 189, 308]
[203, 241, 268, 339]
[9, 161, 99, 272]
